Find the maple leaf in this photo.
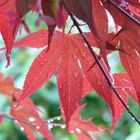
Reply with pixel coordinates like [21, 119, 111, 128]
[73, 35, 134, 131]
[91, 0, 109, 66]
[14, 29, 49, 48]
[119, 34, 140, 104]
[0, 0, 17, 66]
[69, 105, 105, 140]
[0, 1, 140, 139]
[108, 19, 140, 105]
[64, 0, 109, 65]
[12, 28, 135, 132]
[11, 89, 53, 140]
[14, 30, 83, 130]
[0, 72, 53, 140]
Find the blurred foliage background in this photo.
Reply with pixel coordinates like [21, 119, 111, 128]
[0, 11, 140, 140]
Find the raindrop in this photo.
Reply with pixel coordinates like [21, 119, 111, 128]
[47, 120, 51, 123]
[39, 54, 44, 59]
[131, 54, 135, 59]
[129, 64, 133, 69]
[59, 85, 63, 89]
[127, 105, 130, 109]
[57, 117, 61, 120]
[73, 54, 77, 59]
[76, 128, 81, 133]
[61, 125, 66, 129]
[81, 51, 87, 58]
[49, 119, 53, 123]
[48, 124, 53, 130]
[40, 61, 44, 66]
[98, 81, 102, 86]
[14, 120, 18, 124]
[28, 117, 35, 122]
[130, 12, 134, 16]
[74, 71, 79, 78]
[70, 130, 74, 134]
[12, 100, 20, 108]
[20, 127, 24, 131]
[51, 65, 54, 68]
[122, 88, 125, 91]
[78, 59, 82, 68]
[36, 126, 40, 129]
[132, 117, 135, 121]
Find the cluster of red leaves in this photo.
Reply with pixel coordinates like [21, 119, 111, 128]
[0, 72, 53, 139]
[0, 0, 140, 139]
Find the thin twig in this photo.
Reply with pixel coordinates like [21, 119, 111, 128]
[0, 112, 65, 128]
[63, 1, 140, 125]
[107, 0, 140, 26]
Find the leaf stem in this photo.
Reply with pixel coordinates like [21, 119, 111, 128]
[63, 1, 140, 125]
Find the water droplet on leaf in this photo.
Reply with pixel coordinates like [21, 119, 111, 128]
[36, 126, 40, 129]
[29, 117, 35, 122]
[73, 71, 79, 78]
[20, 127, 24, 131]
[76, 128, 81, 133]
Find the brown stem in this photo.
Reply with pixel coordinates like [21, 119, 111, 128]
[63, 1, 140, 125]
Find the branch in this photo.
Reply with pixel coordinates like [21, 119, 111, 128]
[0, 113, 65, 129]
[62, 1, 140, 125]
[107, 0, 140, 26]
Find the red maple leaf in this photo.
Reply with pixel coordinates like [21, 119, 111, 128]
[12, 28, 135, 132]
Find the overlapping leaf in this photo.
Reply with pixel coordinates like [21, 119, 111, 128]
[0, 72, 53, 140]
[0, 0, 140, 139]
[0, 0, 17, 66]
[13, 28, 136, 132]
[69, 105, 105, 140]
